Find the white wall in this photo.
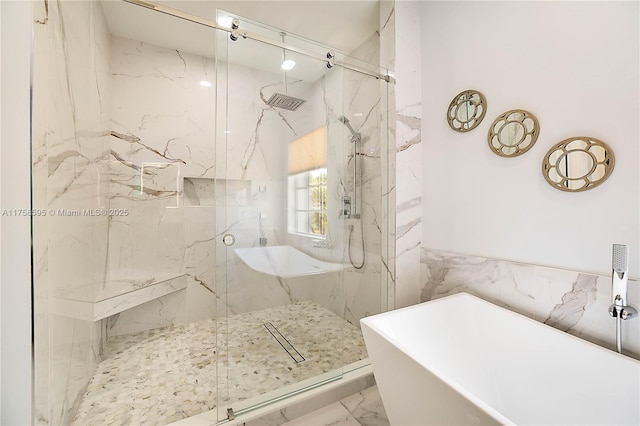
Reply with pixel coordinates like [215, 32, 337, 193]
[0, 0, 3, 420]
[1, 1, 33, 424]
[421, 1, 639, 278]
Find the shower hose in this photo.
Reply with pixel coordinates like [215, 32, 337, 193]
[348, 218, 365, 270]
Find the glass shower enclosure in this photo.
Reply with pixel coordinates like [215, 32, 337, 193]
[31, 1, 391, 424]
[214, 12, 390, 419]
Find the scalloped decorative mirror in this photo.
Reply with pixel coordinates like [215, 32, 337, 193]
[487, 109, 539, 157]
[446, 90, 487, 132]
[542, 136, 614, 192]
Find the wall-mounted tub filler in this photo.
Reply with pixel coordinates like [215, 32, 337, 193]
[608, 244, 637, 354]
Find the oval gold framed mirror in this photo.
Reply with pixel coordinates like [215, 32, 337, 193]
[447, 90, 487, 132]
[542, 136, 614, 192]
[487, 109, 539, 157]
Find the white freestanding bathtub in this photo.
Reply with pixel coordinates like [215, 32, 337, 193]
[361, 292, 640, 425]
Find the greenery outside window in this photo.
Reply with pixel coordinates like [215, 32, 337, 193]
[288, 168, 327, 237]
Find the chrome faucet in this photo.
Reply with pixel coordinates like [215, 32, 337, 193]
[608, 244, 637, 354]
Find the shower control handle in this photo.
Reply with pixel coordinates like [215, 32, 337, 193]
[341, 196, 352, 219]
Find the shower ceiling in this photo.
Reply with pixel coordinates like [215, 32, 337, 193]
[101, 0, 380, 83]
[157, 0, 380, 53]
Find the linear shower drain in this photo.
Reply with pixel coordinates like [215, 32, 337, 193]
[263, 322, 305, 363]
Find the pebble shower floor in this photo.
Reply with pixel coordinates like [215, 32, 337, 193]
[73, 301, 368, 425]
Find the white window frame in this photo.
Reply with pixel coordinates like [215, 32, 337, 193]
[287, 168, 327, 238]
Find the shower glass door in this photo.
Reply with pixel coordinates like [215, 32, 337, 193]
[31, 0, 389, 423]
[214, 12, 353, 419]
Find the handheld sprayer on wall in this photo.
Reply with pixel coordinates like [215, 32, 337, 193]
[608, 244, 637, 354]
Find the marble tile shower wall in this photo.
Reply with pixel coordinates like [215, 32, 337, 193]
[213, 55, 320, 320]
[33, 1, 390, 422]
[337, 34, 387, 325]
[393, 2, 423, 310]
[378, 1, 428, 313]
[420, 248, 640, 358]
[104, 37, 342, 330]
[379, 1, 397, 311]
[32, 1, 111, 424]
[108, 31, 388, 332]
[106, 35, 215, 335]
[106, 37, 331, 331]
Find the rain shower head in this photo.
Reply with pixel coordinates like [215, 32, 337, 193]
[266, 93, 306, 111]
[338, 115, 361, 142]
[265, 31, 307, 112]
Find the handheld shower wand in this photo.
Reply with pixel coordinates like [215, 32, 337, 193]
[608, 244, 637, 354]
[612, 244, 629, 306]
[338, 115, 365, 270]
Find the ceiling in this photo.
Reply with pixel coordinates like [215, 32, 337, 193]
[101, 1, 380, 58]
[101, 0, 380, 83]
[155, 0, 380, 54]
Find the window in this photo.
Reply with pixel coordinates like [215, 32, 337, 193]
[287, 127, 327, 238]
[288, 168, 327, 237]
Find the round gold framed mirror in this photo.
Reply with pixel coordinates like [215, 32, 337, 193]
[447, 90, 487, 132]
[542, 136, 614, 192]
[487, 109, 539, 157]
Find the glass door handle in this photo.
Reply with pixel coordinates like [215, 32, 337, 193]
[222, 234, 236, 246]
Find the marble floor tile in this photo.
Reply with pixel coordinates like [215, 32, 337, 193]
[282, 402, 361, 426]
[73, 302, 368, 425]
[339, 386, 389, 426]
[279, 386, 389, 426]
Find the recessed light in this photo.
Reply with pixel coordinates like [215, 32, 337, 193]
[223, 130, 231, 134]
[354, 113, 363, 117]
[200, 80, 212, 87]
[281, 60, 296, 71]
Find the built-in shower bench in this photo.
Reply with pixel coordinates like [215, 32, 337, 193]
[50, 273, 187, 321]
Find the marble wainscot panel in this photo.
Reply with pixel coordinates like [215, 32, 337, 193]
[32, 0, 111, 424]
[420, 248, 640, 359]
